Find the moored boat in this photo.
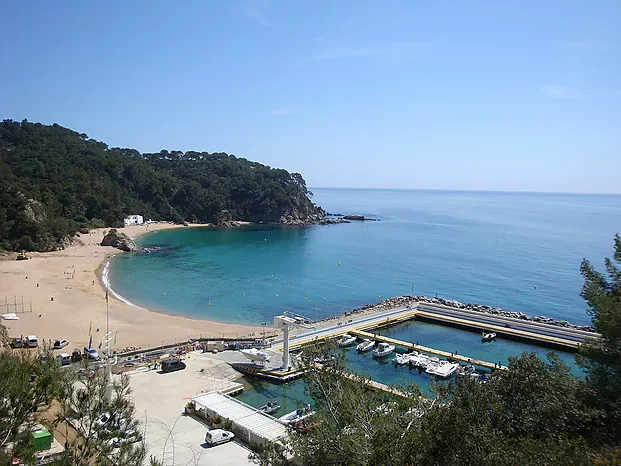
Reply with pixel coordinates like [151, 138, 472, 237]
[372, 342, 395, 358]
[259, 401, 281, 415]
[426, 360, 460, 378]
[279, 403, 315, 425]
[393, 351, 420, 365]
[356, 339, 375, 353]
[481, 332, 497, 342]
[337, 334, 357, 347]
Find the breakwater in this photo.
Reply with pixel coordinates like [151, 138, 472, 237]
[324, 295, 595, 333]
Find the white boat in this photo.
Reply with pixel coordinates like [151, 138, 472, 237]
[393, 351, 419, 365]
[392, 353, 409, 365]
[356, 339, 375, 353]
[372, 342, 395, 358]
[279, 403, 314, 425]
[259, 401, 281, 415]
[458, 365, 477, 377]
[337, 334, 357, 347]
[426, 361, 460, 378]
[240, 348, 271, 362]
[481, 332, 497, 342]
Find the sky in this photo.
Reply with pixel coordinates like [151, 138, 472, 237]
[1, 1, 620, 193]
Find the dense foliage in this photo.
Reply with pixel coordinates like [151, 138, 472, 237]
[260, 236, 621, 466]
[0, 119, 321, 251]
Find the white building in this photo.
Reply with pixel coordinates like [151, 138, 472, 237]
[124, 215, 144, 226]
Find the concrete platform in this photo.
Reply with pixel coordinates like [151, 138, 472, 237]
[127, 353, 254, 465]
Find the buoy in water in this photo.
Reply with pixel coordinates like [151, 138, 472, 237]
[338, 262, 341, 266]
[208, 302, 212, 306]
[534, 285, 537, 289]
[276, 293, 279, 297]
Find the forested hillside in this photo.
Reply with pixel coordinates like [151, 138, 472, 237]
[0, 120, 323, 251]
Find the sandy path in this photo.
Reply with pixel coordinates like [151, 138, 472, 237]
[0, 223, 267, 351]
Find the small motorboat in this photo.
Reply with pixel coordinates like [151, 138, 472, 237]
[372, 342, 395, 358]
[279, 403, 315, 425]
[458, 365, 477, 377]
[393, 353, 409, 365]
[356, 339, 375, 353]
[393, 351, 419, 366]
[259, 401, 281, 415]
[240, 348, 271, 362]
[427, 361, 460, 378]
[337, 334, 357, 347]
[481, 332, 497, 342]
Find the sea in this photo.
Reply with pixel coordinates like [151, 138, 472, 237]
[108, 189, 620, 411]
[109, 189, 620, 326]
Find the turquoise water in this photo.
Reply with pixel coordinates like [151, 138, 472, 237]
[110, 189, 621, 326]
[377, 320, 582, 377]
[236, 322, 582, 411]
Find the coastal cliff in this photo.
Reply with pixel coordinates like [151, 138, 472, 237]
[0, 119, 325, 251]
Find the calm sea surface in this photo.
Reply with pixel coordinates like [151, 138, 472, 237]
[110, 189, 620, 326]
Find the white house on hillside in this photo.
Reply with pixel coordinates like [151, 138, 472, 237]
[124, 215, 144, 226]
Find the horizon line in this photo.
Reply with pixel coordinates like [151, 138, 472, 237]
[309, 187, 621, 196]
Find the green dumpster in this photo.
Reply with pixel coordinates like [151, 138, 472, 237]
[31, 430, 52, 452]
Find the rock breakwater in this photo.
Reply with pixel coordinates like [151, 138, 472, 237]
[317, 295, 596, 333]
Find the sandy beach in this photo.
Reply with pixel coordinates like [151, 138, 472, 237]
[0, 224, 267, 351]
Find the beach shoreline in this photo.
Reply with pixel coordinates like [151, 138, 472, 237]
[0, 223, 268, 351]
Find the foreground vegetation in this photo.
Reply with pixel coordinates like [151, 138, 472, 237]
[0, 119, 321, 251]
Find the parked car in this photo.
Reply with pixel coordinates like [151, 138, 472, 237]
[26, 335, 38, 348]
[71, 349, 83, 362]
[161, 358, 186, 373]
[57, 353, 71, 366]
[204, 429, 234, 446]
[10, 337, 24, 348]
[83, 347, 99, 360]
[53, 339, 69, 349]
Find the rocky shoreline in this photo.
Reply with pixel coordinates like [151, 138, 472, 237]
[318, 295, 596, 333]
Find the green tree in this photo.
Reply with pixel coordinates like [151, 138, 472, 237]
[579, 234, 621, 445]
[0, 346, 64, 465]
[54, 366, 147, 465]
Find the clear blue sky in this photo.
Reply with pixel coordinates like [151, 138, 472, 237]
[1, 1, 620, 193]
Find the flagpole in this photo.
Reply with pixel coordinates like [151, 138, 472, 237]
[105, 286, 112, 403]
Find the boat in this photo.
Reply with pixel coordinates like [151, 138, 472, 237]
[392, 353, 409, 365]
[279, 403, 315, 425]
[240, 348, 271, 362]
[481, 332, 497, 342]
[458, 365, 477, 377]
[426, 361, 460, 378]
[372, 342, 395, 358]
[356, 339, 375, 353]
[337, 334, 357, 347]
[393, 351, 419, 366]
[259, 401, 281, 415]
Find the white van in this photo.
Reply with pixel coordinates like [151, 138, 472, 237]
[57, 353, 71, 366]
[26, 335, 38, 348]
[204, 429, 234, 446]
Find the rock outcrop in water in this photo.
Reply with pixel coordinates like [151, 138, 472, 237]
[342, 215, 379, 221]
[100, 229, 139, 252]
